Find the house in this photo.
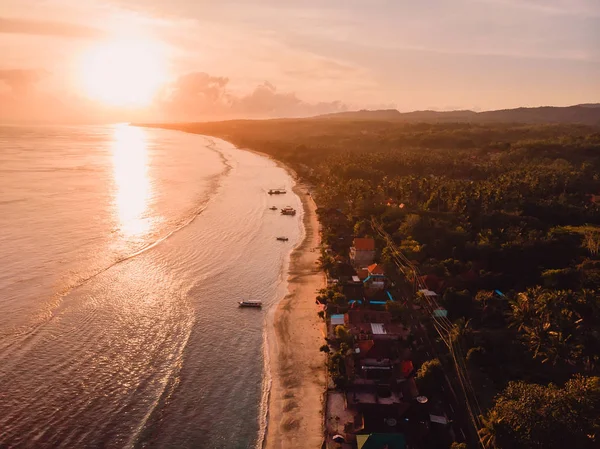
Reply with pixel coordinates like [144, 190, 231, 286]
[347, 337, 414, 385]
[344, 310, 409, 341]
[350, 238, 376, 268]
[367, 263, 385, 276]
[364, 264, 386, 291]
[348, 339, 399, 383]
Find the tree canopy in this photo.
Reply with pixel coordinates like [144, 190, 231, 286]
[480, 376, 600, 449]
[153, 118, 600, 448]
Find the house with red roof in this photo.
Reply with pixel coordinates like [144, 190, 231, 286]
[350, 237, 376, 268]
[364, 263, 387, 291]
[367, 263, 385, 276]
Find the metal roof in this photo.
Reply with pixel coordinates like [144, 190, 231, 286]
[331, 314, 345, 325]
[371, 323, 386, 334]
[418, 289, 438, 297]
[432, 308, 448, 318]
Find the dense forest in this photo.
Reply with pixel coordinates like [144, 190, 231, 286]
[147, 119, 600, 448]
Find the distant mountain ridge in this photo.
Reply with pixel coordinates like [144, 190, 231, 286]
[317, 104, 600, 125]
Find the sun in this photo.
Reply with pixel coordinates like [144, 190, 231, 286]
[80, 38, 167, 108]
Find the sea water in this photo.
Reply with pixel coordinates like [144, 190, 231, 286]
[0, 124, 302, 448]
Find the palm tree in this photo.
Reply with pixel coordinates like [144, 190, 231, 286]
[508, 288, 539, 332]
[478, 411, 500, 449]
[451, 317, 473, 347]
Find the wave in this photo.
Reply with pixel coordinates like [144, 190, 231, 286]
[0, 130, 302, 448]
[256, 323, 273, 449]
[0, 137, 233, 350]
[258, 176, 304, 449]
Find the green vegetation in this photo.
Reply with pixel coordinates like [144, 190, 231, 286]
[478, 376, 600, 449]
[334, 325, 353, 346]
[509, 287, 600, 369]
[316, 285, 347, 312]
[155, 119, 600, 448]
[385, 300, 406, 321]
[416, 358, 445, 396]
[450, 443, 467, 449]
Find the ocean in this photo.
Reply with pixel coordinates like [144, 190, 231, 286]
[0, 124, 303, 448]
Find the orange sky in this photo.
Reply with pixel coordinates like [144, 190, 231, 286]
[1, 0, 599, 123]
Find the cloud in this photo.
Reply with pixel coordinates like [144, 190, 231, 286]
[161, 72, 231, 117]
[474, 0, 600, 16]
[0, 69, 45, 92]
[160, 72, 347, 120]
[0, 68, 345, 123]
[0, 17, 104, 39]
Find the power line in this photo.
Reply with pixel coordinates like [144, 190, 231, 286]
[371, 218, 488, 448]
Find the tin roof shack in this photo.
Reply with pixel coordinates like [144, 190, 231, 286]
[344, 321, 414, 397]
[344, 310, 409, 341]
[346, 339, 400, 385]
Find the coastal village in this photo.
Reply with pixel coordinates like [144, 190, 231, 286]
[315, 210, 460, 449]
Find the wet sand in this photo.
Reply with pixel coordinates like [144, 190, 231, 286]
[264, 181, 326, 449]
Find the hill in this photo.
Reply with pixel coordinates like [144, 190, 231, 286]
[317, 104, 600, 126]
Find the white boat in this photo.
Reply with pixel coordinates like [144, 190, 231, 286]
[239, 300, 262, 308]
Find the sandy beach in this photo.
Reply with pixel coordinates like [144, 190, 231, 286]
[264, 180, 327, 449]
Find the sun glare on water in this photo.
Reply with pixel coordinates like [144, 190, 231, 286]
[111, 124, 152, 238]
[80, 38, 167, 108]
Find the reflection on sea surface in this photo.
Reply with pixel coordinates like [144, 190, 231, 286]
[111, 125, 152, 238]
[0, 126, 300, 448]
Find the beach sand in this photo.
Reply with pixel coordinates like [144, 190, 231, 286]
[264, 181, 326, 449]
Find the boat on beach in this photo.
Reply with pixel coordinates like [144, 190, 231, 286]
[268, 188, 286, 195]
[281, 206, 296, 216]
[239, 300, 262, 308]
[269, 206, 278, 210]
[276, 236, 289, 241]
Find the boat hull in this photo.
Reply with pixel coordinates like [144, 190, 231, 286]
[238, 301, 262, 308]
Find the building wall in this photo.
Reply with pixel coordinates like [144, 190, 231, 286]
[369, 280, 385, 290]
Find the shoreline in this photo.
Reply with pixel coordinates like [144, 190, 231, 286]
[263, 176, 327, 449]
[199, 140, 327, 449]
[133, 127, 327, 448]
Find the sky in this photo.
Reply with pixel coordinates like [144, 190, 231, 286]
[0, 0, 599, 122]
